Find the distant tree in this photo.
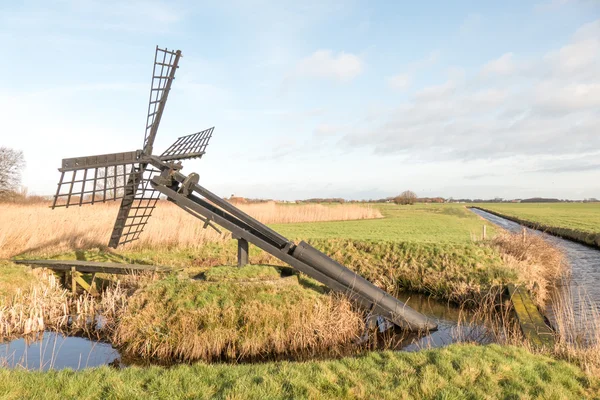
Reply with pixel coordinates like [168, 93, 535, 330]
[394, 190, 417, 205]
[0, 147, 25, 199]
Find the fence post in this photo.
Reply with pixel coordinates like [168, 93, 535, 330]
[482, 225, 487, 240]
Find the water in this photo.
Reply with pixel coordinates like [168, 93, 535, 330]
[470, 208, 600, 335]
[391, 292, 489, 351]
[0, 332, 120, 370]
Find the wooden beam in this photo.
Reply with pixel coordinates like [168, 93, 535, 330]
[71, 267, 77, 296]
[14, 259, 171, 275]
[507, 284, 555, 348]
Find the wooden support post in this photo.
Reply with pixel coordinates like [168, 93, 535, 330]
[237, 238, 249, 267]
[522, 228, 527, 243]
[482, 225, 487, 240]
[71, 266, 77, 296]
[74, 273, 97, 295]
[90, 273, 98, 294]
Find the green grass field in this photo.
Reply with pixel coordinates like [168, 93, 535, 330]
[477, 203, 600, 234]
[0, 344, 597, 399]
[2, 203, 593, 398]
[272, 203, 494, 243]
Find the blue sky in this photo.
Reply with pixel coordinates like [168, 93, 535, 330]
[1, 0, 599, 200]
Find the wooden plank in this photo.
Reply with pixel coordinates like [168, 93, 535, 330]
[74, 274, 97, 295]
[71, 267, 77, 296]
[14, 259, 171, 274]
[507, 284, 555, 348]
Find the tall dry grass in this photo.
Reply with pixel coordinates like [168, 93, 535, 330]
[0, 269, 127, 339]
[0, 201, 382, 258]
[456, 234, 600, 375]
[550, 286, 600, 374]
[492, 229, 565, 307]
[113, 277, 365, 362]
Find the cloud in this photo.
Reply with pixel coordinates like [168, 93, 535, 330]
[533, 163, 600, 173]
[481, 53, 516, 76]
[337, 20, 600, 164]
[314, 123, 342, 136]
[459, 13, 482, 35]
[413, 67, 465, 101]
[388, 73, 411, 90]
[292, 50, 363, 82]
[387, 50, 439, 91]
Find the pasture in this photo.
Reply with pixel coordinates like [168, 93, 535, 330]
[0, 201, 598, 398]
[477, 203, 600, 234]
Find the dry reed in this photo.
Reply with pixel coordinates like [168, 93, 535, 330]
[0, 269, 127, 340]
[113, 277, 365, 362]
[550, 284, 600, 375]
[0, 201, 382, 258]
[491, 229, 565, 307]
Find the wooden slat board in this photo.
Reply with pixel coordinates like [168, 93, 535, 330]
[507, 284, 555, 348]
[14, 259, 171, 275]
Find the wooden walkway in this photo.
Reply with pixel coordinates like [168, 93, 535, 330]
[14, 259, 171, 295]
[507, 284, 555, 348]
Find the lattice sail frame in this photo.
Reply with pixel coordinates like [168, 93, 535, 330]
[109, 166, 162, 246]
[143, 47, 181, 154]
[51, 46, 215, 248]
[52, 151, 142, 208]
[160, 127, 214, 161]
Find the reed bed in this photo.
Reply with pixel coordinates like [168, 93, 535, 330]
[550, 286, 600, 375]
[491, 229, 565, 307]
[113, 276, 365, 362]
[0, 201, 382, 258]
[0, 269, 127, 340]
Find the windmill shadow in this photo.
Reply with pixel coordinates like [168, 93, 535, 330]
[13, 234, 153, 266]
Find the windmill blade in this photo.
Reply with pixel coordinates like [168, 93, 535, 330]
[143, 46, 182, 155]
[107, 46, 182, 248]
[52, 151, 144, 208]
[160, 127, 214, 161]
[108, 166, 162, 248]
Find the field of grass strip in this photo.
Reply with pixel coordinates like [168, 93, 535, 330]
[474, 203, 600, 248]
[0, 344, 596, 399]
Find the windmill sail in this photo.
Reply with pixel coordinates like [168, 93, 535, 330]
[160, 127, 214, 161]
[108, 166, 162, 247]
[52, 151, 143, 208]
[143, 47, 182, 154]
[108, 47, 182, 248]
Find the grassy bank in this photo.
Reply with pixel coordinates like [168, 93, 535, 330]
[0, 344, 597, 399]
[113, 272, 363, 362]
[4, 202, 596, 393]
[475, 203, 600, 248]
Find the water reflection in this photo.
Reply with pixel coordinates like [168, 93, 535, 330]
[470, 208, 600, 340]
[390, 292, 490, 351]
[0, 331, 120, 370]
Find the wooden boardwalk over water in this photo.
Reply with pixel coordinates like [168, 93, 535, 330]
[507, 284, 555, 348]
[14, 259, 171, 295]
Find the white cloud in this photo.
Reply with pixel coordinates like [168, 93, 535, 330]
[481, 53, 516, 76]
[314, 123, 342, 136]
[338, 19, 600, 169]
[414, 67, 465, 101]
[459, 13, 482, 34]
[388, 73, 411, 90]
[387, 50, 439, 91]
[293, 50, 363, 82]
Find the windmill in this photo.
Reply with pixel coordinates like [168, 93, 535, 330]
[50, 46, 437, 332]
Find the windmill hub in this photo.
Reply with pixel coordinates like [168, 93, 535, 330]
[50, 46, 437, 333]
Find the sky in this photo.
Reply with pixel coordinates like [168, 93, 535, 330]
[1, 0, 599, 201]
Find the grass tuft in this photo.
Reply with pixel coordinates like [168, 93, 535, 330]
[203, 265, 282, 282]
[113, 275, 364, 362]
